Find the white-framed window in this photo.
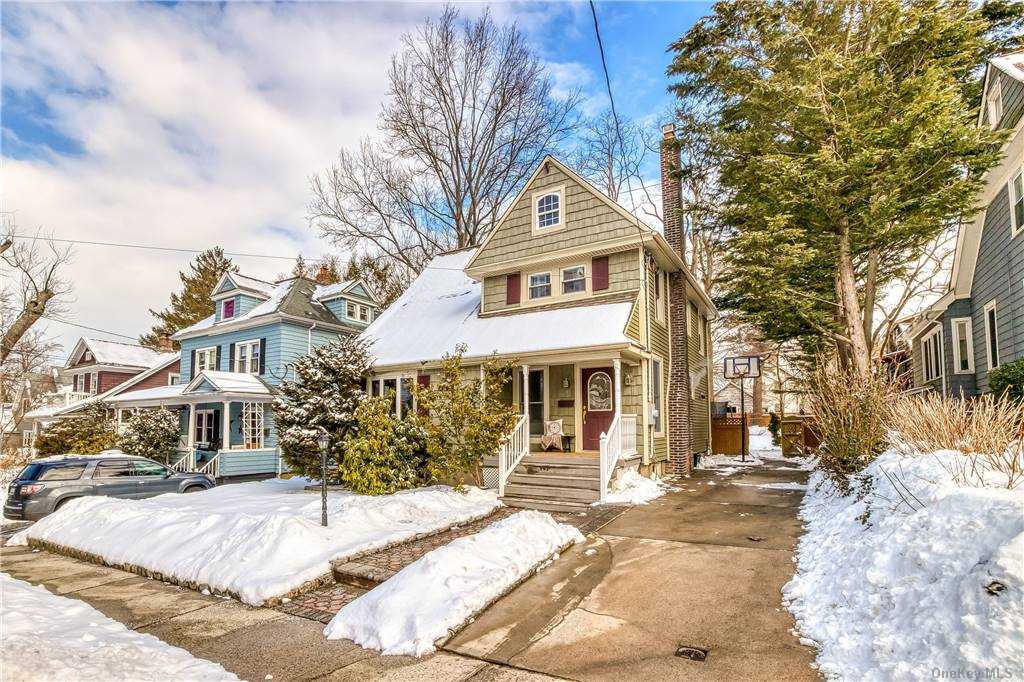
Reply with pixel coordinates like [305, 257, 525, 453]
[921, 327, 943, 383]
[195, 409, 214, 446]
[984, 300, 1000, 369]
[22, 431, 34, 448]
[167, 373, 181, 386]
[222, 298, 236, 319]
[655, 269, 667, 322]
[89, 371, 99, 395]
[951, 317, 974, 374]
[235, 340, 261, 374]
[987, 77, 1003, 128]
[1010, 168, 1023, 236]
[651, 359, 664, 434]
[241, 402, 264, 449]
[359, 305, 370, 322]
[195, 346, 218, 373]
[346, 300, 358, 319]
[532, 186, 565, 233]
[529, 272, 552, 299]
[561, 266, 586, 295]
[688, 302, 698, 338]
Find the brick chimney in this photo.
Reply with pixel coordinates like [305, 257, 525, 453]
[660, 122, 693, 475]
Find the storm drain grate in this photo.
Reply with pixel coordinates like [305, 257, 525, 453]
[675, 645, 709, 662]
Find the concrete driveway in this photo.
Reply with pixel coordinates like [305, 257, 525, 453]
[445, 458, 818, 681]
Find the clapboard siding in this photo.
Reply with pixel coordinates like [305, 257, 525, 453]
[180, 323, 281, 383]
[971, 181, 1024, 393]
[472, 164, 647, 269]
[983, 68, 1024, 131]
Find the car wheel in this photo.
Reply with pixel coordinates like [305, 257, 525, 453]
[182, 485, 205, 494]
[54, 497, 78, 511]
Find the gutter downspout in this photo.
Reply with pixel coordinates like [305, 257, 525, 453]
[308, 322, 317, 354]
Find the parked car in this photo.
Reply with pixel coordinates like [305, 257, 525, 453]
[3, 450, 216, 522]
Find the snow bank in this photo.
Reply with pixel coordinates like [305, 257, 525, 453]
[597, 469, 673, 505]
[1, 573, 236, 681]
[10, 478, 499, 605]
[748, 425, 776, 451]
[325, 510, 583, 656]
[784, 449, 1024, 680]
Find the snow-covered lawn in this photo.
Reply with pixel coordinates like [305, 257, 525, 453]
[1, 573, 236, 681]
[784, 448, 1024, 680]
[10, 478, 499, 605]
[597, 469, 674, 505]
[325, 510, 583, 656]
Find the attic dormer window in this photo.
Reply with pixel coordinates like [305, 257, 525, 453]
[987, 77, 1003, 129]
[222, 299, 235, 319]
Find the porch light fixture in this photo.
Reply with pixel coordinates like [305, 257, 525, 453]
[561, 377, 570, 389]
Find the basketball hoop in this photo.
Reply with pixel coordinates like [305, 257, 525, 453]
[723, 355, 762, 379]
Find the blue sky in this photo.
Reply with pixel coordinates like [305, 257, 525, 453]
[1, 1, 710, 358]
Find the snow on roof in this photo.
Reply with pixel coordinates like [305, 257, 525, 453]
[229, 273, 278, 298]
[362, 249, 635, 367]
[172, 280, 296, 340]
[76, 339, 171, 369]
[110, 385, 187, 404]
[193, 371, 272, 394]
[992, 52, 1024, 83]
[313, 280, 357, 301]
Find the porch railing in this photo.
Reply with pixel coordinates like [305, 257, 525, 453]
[598, 413, 638, 502]
[199, 452, 221, 479]
[497, 414, 529, 497]
[170, 450, 195, 472]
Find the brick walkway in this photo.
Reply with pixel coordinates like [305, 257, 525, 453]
[277, 503, 629, 624]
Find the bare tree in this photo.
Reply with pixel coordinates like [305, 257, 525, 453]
[0, 322, 60, 456]
[573, 110, 647, 203]
[0, 217, 72, 364]
[310, 7, 579, 273]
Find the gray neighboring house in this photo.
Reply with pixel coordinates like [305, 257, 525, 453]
[908, 52, 1024, 396]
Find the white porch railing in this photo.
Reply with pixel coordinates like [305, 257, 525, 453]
[199, 452, 222, 479]
[497, 414, 529, 496]
[598, 414, 638, 502]
[170, 450, 195, 472]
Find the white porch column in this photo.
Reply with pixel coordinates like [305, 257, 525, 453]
[222, 401, 231, 451]
[187, 403, 196, 469]
[521, 364, 530, 418]
[613, 358, 622, 418]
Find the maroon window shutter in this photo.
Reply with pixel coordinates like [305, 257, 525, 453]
[592, 256, 609, 291]
[417, 374, 430, 388]
[84, 373, 91, 392]
[506, 273, 521, 305]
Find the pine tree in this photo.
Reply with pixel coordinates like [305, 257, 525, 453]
[343, 253, 408, 308]
[291, 254, 309, 279]
[117, 407, 181, 464]
[34, 403, 117, 456]
[274, 336, 374, 478]
[140, 248, 235, 349]
[668, 0, 1022, 374]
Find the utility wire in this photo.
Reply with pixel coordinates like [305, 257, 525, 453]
[40, 315, 137, 341]
[12, 235, 297, 262]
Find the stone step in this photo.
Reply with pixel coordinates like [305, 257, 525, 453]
[519, 460, 600, 477]
[507, 472, 601, 490]
[503, 483, 599, 502]
[502, 495, 592, 512]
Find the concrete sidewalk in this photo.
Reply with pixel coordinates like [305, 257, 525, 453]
[445, 459, 818, 681]
[0, 544, 559, 681]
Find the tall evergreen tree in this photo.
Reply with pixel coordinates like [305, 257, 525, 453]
[140, 248, 235, 349]
[668, 0, 1022, 374]
[343, 253, 408, 308]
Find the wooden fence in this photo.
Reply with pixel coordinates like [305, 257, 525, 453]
[710, 414, 770, 456]
[779, 416, 820, 456]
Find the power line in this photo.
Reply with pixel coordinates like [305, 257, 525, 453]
[12, 236, 297, 262]
[40, 315, 137, 341]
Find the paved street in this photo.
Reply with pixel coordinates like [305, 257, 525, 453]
[445, 459, 818, 681]
[1, 458, 815, 681]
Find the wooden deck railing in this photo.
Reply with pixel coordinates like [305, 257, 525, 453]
[497, 414, 529, 497]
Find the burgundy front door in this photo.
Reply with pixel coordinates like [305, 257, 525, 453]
[581, 367, 615, 451]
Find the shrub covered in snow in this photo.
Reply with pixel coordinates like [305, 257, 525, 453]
[412, 347, 517, 488]
[784, 448, 1024, 679]
[339, 396, 429, 495]
[990, 358, 1024, 403]
[275, 337, 374, 479]
[34, 402, 117, 457]
[117, 407, 181, 463]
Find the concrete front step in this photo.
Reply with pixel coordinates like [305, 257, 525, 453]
[503, 482, 599, 503]
[502, 495, 593, 512]
[520, 461, 600, 477]
[508, 472, 601, 490]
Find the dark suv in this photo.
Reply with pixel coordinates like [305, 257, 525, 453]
[4, 451, 216, 522]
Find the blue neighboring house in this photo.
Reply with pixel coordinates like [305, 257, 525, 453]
[111, 271, 379, 478]
[908, 52, 1024, 397]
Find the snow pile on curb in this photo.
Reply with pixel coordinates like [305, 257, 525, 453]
[784, 448, 1024, 680]
[325, 510, 584, 656]
[1, 573, 237, 681]
[597, 469, 673, 505]
[10, 478, 499, 605]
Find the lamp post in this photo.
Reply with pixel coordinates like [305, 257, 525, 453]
[318, 430, 330, 527]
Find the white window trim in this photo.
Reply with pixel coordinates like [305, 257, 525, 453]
[22, 431, 34, 447]
[531, 185, 566, 234]
[195, 409, 214, 446]
[651, 356, 667, 436]
[195, 346, 218, 373]
[655, 270, 667, 322]
[984, 300, 1000, 370]
[358, 304, 370, 322]
[221, 298, 236, 319]
[345, 300, 358, 320]
[527, 271, 553, 300]
[921, 327, 944, 383]
[235, 340, 261, 374]
[369, 372, 417, 418]
[241, 402, 265, 449]
[89, 371, 99, 395]
[560, 264, 587, 296]
[987, 77, 1003, 129]
[1010, 167, 1023, 237]
[950, 317, 975, 375]
[167, 373, 181, 386]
